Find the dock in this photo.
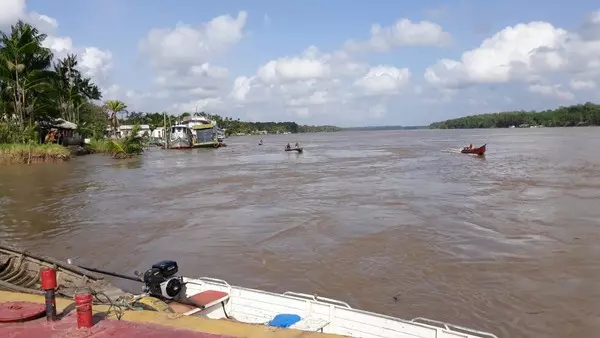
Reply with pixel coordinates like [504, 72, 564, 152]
[0, 290, 345, 337]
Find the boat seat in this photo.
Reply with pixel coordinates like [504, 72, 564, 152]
[168, 290, 229, 316]
[268, 314, 302, 328]
[290, 317, 330, 332]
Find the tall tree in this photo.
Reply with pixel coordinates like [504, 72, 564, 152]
[104, 100, 127, 136]
[52, 54, 101, 125]
[0, 20, 53, 140]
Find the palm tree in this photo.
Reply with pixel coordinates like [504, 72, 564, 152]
[52, 54, 100, 124]
[0, 20, 53, 134]
[104, 100, 127, 137]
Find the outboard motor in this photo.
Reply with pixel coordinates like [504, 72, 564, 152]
[141, 260, 183, 300]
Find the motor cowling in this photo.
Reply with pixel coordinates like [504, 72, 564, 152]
[141, 260, 183, 300]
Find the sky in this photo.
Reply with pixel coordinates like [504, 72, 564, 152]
[1, 0, 600, 127]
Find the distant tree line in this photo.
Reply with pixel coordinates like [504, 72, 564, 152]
[119, 111, 341, 135]
[429, 102, 600, 129]
[343, 125, 428, 131]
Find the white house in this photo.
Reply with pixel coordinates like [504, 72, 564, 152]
[119, 124, 151, 137]
[151, 127, 165, 139]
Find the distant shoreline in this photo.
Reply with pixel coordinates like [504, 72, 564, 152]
[341, 125, 428, 131]
[429, 102, 600, 129]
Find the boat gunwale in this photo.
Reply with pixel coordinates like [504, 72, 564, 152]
[183, 277, 499, 338]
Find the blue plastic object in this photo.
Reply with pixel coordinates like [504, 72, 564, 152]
[267, 313, 302, 328]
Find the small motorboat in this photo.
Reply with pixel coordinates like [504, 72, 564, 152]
[461, 144, 486, 156]
[130, 260, 498, 338]
[285, 147, 303, 153]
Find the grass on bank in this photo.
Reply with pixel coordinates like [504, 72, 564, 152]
[0, 143, 71, 164]
[88, 138, 144, 159]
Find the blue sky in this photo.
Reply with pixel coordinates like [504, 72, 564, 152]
[3, 0, 600, 126]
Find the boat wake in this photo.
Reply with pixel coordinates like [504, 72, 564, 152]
[441, 148, 462, 154]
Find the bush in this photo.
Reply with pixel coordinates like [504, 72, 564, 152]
[87, 124, 144, 159]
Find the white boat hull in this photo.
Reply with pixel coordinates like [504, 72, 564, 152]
[160, 277, 498, 338]
[169, 137, 192, 149]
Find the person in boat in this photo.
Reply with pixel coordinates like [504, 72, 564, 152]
[469, 144, 473, 149]
[259, 139, 263, 145]
[294, 142, 300, 148]
[286, 143, 291, 150]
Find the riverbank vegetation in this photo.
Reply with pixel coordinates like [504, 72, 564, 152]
[88, 125, 144, 159]
[429, 103, 600, 129]
[0, 20, 110, 163]
[119, 112, 341, 135]
[0, 143, 70, 164]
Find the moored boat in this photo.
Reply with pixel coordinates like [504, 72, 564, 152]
[0, 244, 128, 302]
[169, 125, 193, 149]
[461, 144, 486, 156]
[133, 260, 498, 338]
[191, 123, 220, 148]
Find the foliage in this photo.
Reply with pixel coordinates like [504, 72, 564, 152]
[88, 124, 144, 158]
[120, 111, 341, 135]
[104, 100, 127, 136]
[0, 143, 70, 164]
[77, 101, 109, 139]
[430, 103, 600, 129]
[0, 20, 105, 144]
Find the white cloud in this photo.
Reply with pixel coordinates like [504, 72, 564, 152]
[528, 84, 574, 101]
[0, 0, 114, 88]
[354, 66, 411, 95]
[257, 58, 331, 83]
[139, 11, 247, 69]
[424, 22, 569, 87]
[344, 18, 452, 53]
[570, 79, 597, 90]
[425, 12, 600, 88]
[0, 0, 26, 28]
[135, 11, 247, 108]
[78, 47, 113, 79]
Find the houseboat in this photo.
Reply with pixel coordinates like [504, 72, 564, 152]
[191, 123, 220, 148]
[181, 116, 226, 143]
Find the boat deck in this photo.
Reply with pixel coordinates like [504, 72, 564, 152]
[0, 291, 344, 338]
[0, 313, 235, 338]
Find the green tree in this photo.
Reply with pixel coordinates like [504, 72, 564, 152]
[0, 20, 54, 142]
[104, 100, 127, 137]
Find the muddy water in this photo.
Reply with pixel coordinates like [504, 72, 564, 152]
[1, 128, 600, 338]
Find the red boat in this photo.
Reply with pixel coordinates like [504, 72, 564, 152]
[461, 144, 486, 156]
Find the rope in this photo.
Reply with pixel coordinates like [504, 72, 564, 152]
[91, 290, 126, 320]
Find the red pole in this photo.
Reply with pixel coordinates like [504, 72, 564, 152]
[75, 292, 93, 328]
[40, 267, 57, 321]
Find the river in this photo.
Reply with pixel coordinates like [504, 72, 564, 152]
[1, 128, 599, 338]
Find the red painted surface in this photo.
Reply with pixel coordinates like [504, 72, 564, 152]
[0, 302, 45, 323]
[0, 311, 237, 337]
[40, 268, 57, 290]
[189, 291, 229, 308]
[75, 293, 93, 328]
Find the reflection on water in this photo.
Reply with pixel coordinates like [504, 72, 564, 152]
[2, 128, 600, 338]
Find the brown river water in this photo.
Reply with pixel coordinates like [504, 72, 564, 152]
[1, 128, 600, 338]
